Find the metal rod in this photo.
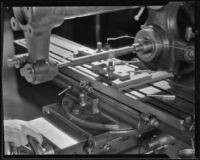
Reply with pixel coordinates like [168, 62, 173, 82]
[146, 95, 176, 101]
[95, 15, 100, 43]
[58, 46, 135, 68]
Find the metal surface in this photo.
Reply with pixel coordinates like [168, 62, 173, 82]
[4, 135, 55, 155]
[11, 34, 195, 156]
[7, 3, 195, 157]
[14, 34, 195, 137]
[9, 3, 195, 85]
[135, 2, 195, 76]
[9, 7, 138, 84]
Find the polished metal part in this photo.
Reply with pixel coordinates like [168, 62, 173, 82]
[58, 45, 136, 68]
[4, 136, 55, 155]
[144, 134, 176, 150]
[79, 92, 87, 107]
[178, 148, 195, 158]
[146, 95, 176, 101]
[7, 3, 195, 157]
[58, 85, 72, 96]
[135, 2, 195, 75]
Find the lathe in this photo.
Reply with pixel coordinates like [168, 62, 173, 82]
[4, 2, 196, 158]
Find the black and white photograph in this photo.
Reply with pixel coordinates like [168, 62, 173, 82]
[1, 1, 198, 159]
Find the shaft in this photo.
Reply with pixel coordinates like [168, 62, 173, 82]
[58, 46, 135, 68]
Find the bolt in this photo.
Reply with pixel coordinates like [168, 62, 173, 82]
[107, 59, 115, 80]
[96, 42, 103, 53]
[80, 92, 87, 107]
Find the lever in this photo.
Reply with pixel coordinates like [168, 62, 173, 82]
[58, 85, 72, 96]
[134, 7, 145, 21]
